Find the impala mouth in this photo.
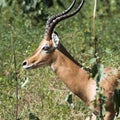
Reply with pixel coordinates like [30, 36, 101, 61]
[23, 64, 34, 70]
[23, 62, 46, 70]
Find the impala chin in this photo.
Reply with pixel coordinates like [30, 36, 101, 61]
[23, 64, 34, 70]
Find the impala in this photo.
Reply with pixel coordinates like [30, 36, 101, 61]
[22, 0, 120, 119]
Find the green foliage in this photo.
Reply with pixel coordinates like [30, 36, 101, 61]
[0, 0, 120, 120]
[114, 89, 120, 116]
[19, 0, 48, 24]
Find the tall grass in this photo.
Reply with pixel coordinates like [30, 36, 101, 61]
[0, 0, 120, 119]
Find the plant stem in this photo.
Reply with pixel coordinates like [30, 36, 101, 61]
[14, 50, 19, 120]
[11, 26, 19, 120]
[92, 0, 98, 61]
[92, 0, 104, 119]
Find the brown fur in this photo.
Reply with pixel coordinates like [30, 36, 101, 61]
[23, 39, 120, 120]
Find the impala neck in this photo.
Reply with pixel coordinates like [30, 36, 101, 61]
[51, 43, 91, 103]
[58, 43, 91, 72]
[58, 43, 82, 67]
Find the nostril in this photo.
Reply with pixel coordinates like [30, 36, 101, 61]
[22, 61, 27, 66]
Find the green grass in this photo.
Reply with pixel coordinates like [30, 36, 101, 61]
[0, 1, 120, 119]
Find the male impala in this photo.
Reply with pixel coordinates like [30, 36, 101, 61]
[22, 0, 120, 119]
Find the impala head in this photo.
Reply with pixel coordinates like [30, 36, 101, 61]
[22, 0, 84, 70]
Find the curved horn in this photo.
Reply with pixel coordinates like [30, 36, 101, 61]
[44, 0, 76, 40]
[46, 0, 76, 28]
[44, 0, 85, 40]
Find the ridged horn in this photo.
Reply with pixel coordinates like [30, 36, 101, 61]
[44, 0, 84, 40]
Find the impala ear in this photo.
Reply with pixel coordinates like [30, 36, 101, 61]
[52, 32, 60, 48]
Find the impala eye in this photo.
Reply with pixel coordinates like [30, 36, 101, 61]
[42, 46, 50, 51]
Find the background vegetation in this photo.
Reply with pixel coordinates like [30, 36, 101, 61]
[0, 0, 120, 119]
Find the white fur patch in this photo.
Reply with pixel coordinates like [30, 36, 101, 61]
[52, 32, 59, 48]
[51, 64, 55, 71]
